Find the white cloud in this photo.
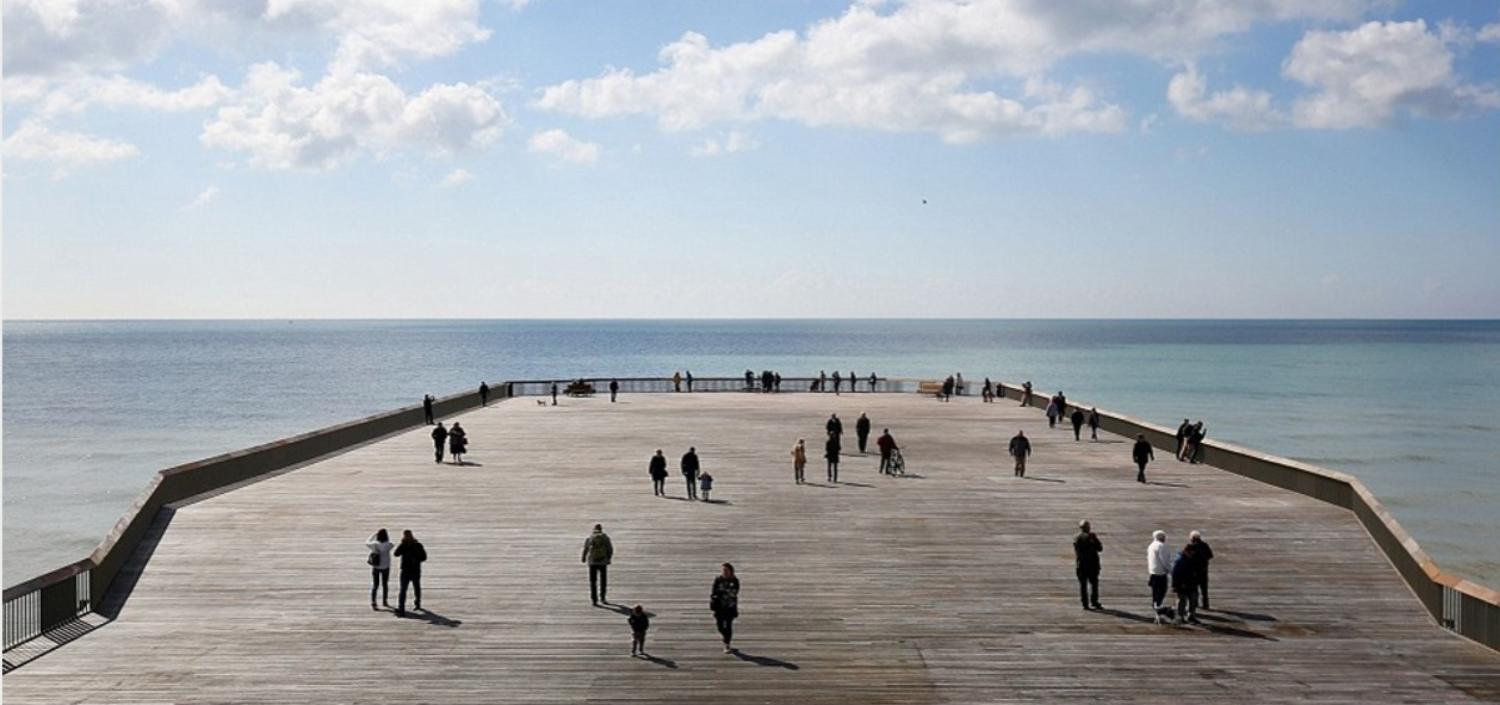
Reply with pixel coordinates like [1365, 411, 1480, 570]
[1167, 64, 1283, 131]
[1477, 23, 1500, 44]
[527, 128, 600, 164]
[13, 74, 231, 117]
[200, 63, 507, 170]
[440, 168, 473, 187]
[185, 185, 221, 209]
[2, 120, 140, 174]
[690, 130, 761, 157]
[535, 0, 1374, 142]
[1285, 20, 1500, 128]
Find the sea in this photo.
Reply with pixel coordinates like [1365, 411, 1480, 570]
[3, 319, 1498, 588]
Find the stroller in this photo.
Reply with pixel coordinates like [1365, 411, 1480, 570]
[886, 449, 907, 476]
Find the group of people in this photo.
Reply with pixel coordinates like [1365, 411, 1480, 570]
[812, 370, 879, 394]
[581, 524, 743, 656]
[365, 529, 428, 616]
[428, 421, 468, 464]
[648, 448, 715, 501]
[1175, 420, 1208, 463]
[810, 413, 902, 482]
[936, 373, 964, 400]
[1076, 522, 1216, 625]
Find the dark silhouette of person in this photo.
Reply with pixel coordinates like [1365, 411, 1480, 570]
[832, 370, 842, 395]
[745, 369, 755, 391]
[581, 524, 614, 605]
[1074, 520, 1103, 610]
[609, 378, 620, 402]
[422, 394, 435, 424]
[818, 370, 827, 392]
[868, 372, 877, 392]
[629, 605, 651, 656]
[774, 372, 782, 392]
[1175, 419, 1192, 460]
[1132, 434, 1155, 483]
[551, 382, 559, 406]
[1188, 422, 1208, 464]
[479, 382, 490, 406]
[649, 450, 668, 496]
[710, 563, 740, 653]
[1009, 430, 1031, 477]
[673, 371, 682, 392]
[686, 370, 694, 392]
[825, 434, 841, 482]
[682, 447, 701, 499]
[849, 371, 856, 393]
[393, 530, 426, 616]
[1171, 543, 1202, 625]
[1020, 381, 1033, 407]
[448, 422, 467, 464]
[1070, 408, 1086, 441]
[855, 413, 872, 453]
[876, 429, 898, 474]
[941, 376, 954, 401]
[1056, 391, 1067, 416]
[1087, 407, 1100, 440]
[982, 378, 994, 402]
[431, 422, 448, 463]
[1190, 531, 1214, 609]
[825, 413, 843, 441]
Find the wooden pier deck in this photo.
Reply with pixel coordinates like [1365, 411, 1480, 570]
[5, 393, 1499, 703]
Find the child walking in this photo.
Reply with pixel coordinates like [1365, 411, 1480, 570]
[629, 605, 650, 656]
[698, 471, 714, 502]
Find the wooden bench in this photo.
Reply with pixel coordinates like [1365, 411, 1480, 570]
[565, 382, 595, 397]
[917, 380, 945, 398]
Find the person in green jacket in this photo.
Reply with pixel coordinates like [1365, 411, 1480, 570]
[582, 524, 614, 605]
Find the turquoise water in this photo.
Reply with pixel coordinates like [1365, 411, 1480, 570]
[4, 319, 1498, 586]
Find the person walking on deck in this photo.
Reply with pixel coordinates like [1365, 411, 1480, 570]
[1172, 542, 1203, 625]
[366, 529, 394, 610]
[710, 563, 741, 653]
[447, 422, 467, 464]
[1148, 530, 1172, 624]
[682, 447, 701, 499]
[479, 382, 490, 406]
[1132, 434, 1155, 483]
[826, 413, 843, 441]
[1070, 408, 1086, 441]
[868, 372, 878, 392]
[431, 422, 448, 463]
[1175, 420, 1192, 460]
[686, 370, 694, 392]
[825, 434, 841, 483]
[1020, 381, 1033, 407]
[649, 450, 669, 496]
[551, 382, 559, 406]
[1045, 399, 1059, 428]
[422, 394, 435, 424]
[819, 370, 827, 392]
[698, 471, 714, 502]
[609, 379, 619, 402]
[982, 378, 994, 403]
[393, 530, 426, 616]
[582, 524, 614, 605]
[941, 376, 954, 401]
[832, 370, 842, 395]
[673, 371, 682, 392]
[1074, 520, 1104, 610]
[849, 371, 857, 393]
[1009, 430, 1031, 477]
[791, 439, 807, 484]
[1190, 531, 1215, 609]
[629, 605, 651, 656]
[855, 413, 872, 453]
[1056, 391, 1067, 416]
[876, 429, 898, 475]
[1087, 408, 1100, 440]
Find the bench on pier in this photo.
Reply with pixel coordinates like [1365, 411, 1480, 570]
[565, 381, 595, 397]
[917, 380, 944, 397]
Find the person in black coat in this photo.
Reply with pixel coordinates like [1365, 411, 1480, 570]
[1190, 531, 1215, 609]
[1087, 407, 1100, 440]
[1008, 430, 1031, 477]
[681, 447, 701, 499]
[479, 382, 489, 406]
[431, 422, 448, 463]
[649, 450, 669, 496]
[1171, 543, 1202, 625]
[1131, 434, 1154, 483]
[854, 413, 872, 454]
[393, 530, 427, 616]
[422, 394, 435, 424]
[551, 382, 559, 406]
[825, 414, 843, 441]
[1175, 419, 1192, 460]
[1188, 423, 1208, 464]
[448, 422, 467, 464]
[1074, 520, 1104, 610]
[825, 434, 841, 483]
[1069, 408, 1086, 441]
[710, 563, 741, 653]
[609, 379, 620, 402]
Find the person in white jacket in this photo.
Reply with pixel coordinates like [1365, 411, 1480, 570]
[367, 529, 395, 610]
[1147, 530, 1173, 624]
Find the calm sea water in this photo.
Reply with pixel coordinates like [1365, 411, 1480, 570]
[4, 320, 1498, 587]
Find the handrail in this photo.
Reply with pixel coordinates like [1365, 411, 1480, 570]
[5, 375, 1496, 657]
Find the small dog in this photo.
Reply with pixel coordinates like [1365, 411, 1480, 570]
[536, 399, 547, 406]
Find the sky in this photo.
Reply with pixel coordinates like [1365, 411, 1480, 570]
[2, 0, 1498, 319]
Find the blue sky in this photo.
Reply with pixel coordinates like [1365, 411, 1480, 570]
[3, 0, 1498, 318]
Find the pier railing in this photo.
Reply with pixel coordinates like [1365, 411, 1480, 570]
[5, 376, 1496, 657]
